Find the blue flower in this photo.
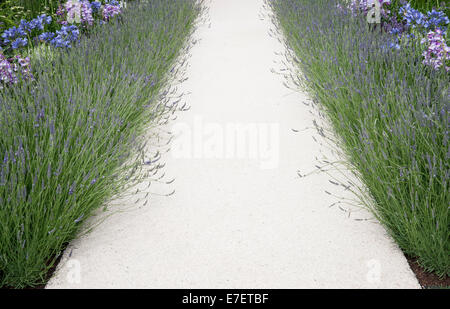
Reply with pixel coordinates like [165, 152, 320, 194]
[107, 0, 120, 6]
[425, 9, 449, 32]
[1, 26, 26, 44]
[29, 19, 43, 31]
[389, 27, 401, 35]
[1, 13, 53, 48]
[399, 4, 427, 29]
[91, 1, 102, 11]
[44, 15, 52, 25]
[18, 19, 31, 32]
[49, 25, 79, 48]
[1, 27, 17, 44]
[11, 37, 27, 49]
[39, 32, 55, 42]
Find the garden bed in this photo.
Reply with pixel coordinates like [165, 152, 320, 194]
[0, 0, 201, 288]
[269, 0, 449, 281]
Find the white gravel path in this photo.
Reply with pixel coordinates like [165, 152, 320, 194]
[47, 0, 420, 288]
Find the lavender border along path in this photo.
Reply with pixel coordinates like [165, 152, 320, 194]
[47, 0, 419, 288]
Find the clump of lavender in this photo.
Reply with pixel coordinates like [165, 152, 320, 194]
[384, 13, 407, 35]
[421, 29, 450, 71]
[56, 3, 67, 24]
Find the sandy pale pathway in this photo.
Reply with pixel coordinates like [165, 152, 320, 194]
[47, 0, 419, 288]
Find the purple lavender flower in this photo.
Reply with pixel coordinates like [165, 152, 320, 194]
[74, 213, 84, 223]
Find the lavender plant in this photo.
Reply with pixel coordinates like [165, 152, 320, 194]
[0, 0, 201, 288]
[270, 0, 449, 276]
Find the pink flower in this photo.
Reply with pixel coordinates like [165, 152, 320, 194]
[0, 52, 33, 89]
[421, 29, 450, 71]
[102, 4, 121, 21]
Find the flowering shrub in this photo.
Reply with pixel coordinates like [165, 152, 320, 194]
[48, 25, 80, 48]
[0, 1, 29, 35]
[58, 0, 122, 26]
[103, 2, 122, 21]
[91, 1, 102, 11]
[399, 3, 426, 29]
[421, 29, 450, 71]
[425, 9, 450, 32]
[0, 1, 125, 90]
[1, 14, 52, 53]
[393, 3, 449, 70]
[343, 0, 450, 71]
[349, 0, 392, 18]
[1, 1, 123, 54]
[397, 3, 449, 34]
[81, 1, 95, 25]
[0, 53, 32, 89]
[60, 0, 94, 26]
